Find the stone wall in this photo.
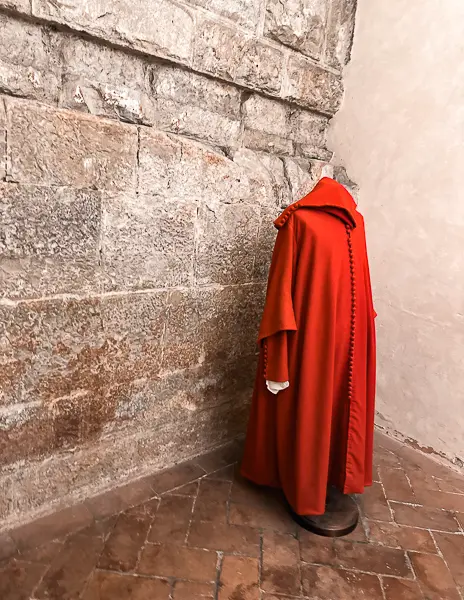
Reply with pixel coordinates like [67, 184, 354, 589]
[0, 0, 356, 528]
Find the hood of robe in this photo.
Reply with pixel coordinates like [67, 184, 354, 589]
[274, 177, 358, 230]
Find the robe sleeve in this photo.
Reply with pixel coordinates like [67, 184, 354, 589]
[258, 220, 297, 383]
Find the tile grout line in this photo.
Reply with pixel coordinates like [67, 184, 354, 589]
[184, 475, 201, 546]
[429, 530, 464, 600]
[214, 551, 224, 600]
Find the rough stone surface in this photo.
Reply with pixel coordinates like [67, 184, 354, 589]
[102, 193, 196, 290]
[0, 16, 61, 104]
[194, 19, 285, 94]
[285, 55, 343, 114]
[0, 98, 6, 179]
[32, 0, 195, 64]
[0, 0, 30, 12]
[325, 0, 357, 69]
[149, 65, 242, 147]
[59, 35, 152, 125]
[195, 202, 260, 285]
[6, 99, 137, 190]
[265, 0, 329, 59]
[188, 0, 261, 30]
[289, 109, 332, 159]
[0, 0, 355, 529]
[0, 184, 101, 299]
[242, 94, 293, 155]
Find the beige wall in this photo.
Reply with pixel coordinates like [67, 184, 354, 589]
[329, 0, 464, 466]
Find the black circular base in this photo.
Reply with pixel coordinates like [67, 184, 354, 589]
[288, 486, 359, 538]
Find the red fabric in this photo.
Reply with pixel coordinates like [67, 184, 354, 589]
[241, 177, 377, 516]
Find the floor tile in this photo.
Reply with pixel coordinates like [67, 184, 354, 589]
[10, 503, 94, 551]
[367, 520, 436, 552]
[83, 570, 170, 599]
[301, 564, 384, 599]
[0, 559, 47, 600]
[166, 481, 199, 497]
[391, 502, 460, 531]
[342, 519, 368, 542]
[18, 539, 65, 564]
[114, 476, 159, 507]
[359, 482, 392, 521]
[205, 464, 235, 482]
[35, 531, 104, 599]
[173, 580, 215, 599]
[409, 551, 461, 600]
[432, 532, 464, 587]
[85, 489, 127, 520]
[192, 479, 231, 523]
[299, 532, 337, 565]
[98, 506, 153, 572]
[229, 499, 296, 534]
[413, 489, 464, 512]
[188, 520, 260, 556]
[334, 539, 412, 577]
[218, 555, 259, 600]
[148, 494, 194, 544]
[261, 531, 301, 596]
[382, 577, 424, 600]
[195, 441, 242, 473]
[230, 471, 274, 507]
[150, 461, 206, 495]
[380, 468, 416, 503]
[137, 543, 217, 581]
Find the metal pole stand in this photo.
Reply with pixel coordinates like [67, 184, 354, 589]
[288, 486, 359, 537]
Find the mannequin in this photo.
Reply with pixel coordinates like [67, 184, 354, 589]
[241, 170, 376, 537]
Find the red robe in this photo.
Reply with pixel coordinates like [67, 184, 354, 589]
[241, 177, 376, 516]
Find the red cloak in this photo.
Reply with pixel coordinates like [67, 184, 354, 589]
[241, 177, 377, 516]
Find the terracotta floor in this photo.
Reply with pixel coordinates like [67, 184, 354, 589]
[1, 433, 463, 600]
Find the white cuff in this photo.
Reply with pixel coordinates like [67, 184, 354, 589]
[266, 380, 290, 395]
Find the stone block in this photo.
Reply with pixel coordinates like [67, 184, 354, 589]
[194, 18, 284, 94]
[60, 35, 152, 125]
[162, 289, 205, 373]
[243, 128, 294, 155]
[6, 99, 137, 190]
[0, 184, 101, 299]
[325, 0, 357, 69]
[149, 65, 241, 147]
[102, 193, 196, 290]
[100, 291, 168, 388]
[32, 0, 194, 64]
[151, 99, 241, 148]
[0, 0, 30, 13]
[0, 16, 61, 104]
[188, 0, 261, 29]
[243, 94, 289, 139]
[201, 284, 265, 363]
[151, 64, 241, 117]
[242, 94, 293, 155]
[138, 129, 247, 204]
[281, 157, 316, 204]
[0, 99, 6, 180]
[161, 285, 264, 374]
[233, 149, 290, 207]
[0, 298, 104, 407]
[265, 0, 329, 59]
[253, 207, 279, 281]
[195, 202, 260, 286]
[284, 55, 343, 114]
[289, 109, 331, 160]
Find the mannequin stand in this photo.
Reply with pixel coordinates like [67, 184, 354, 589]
[287, 486, 359, 537]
